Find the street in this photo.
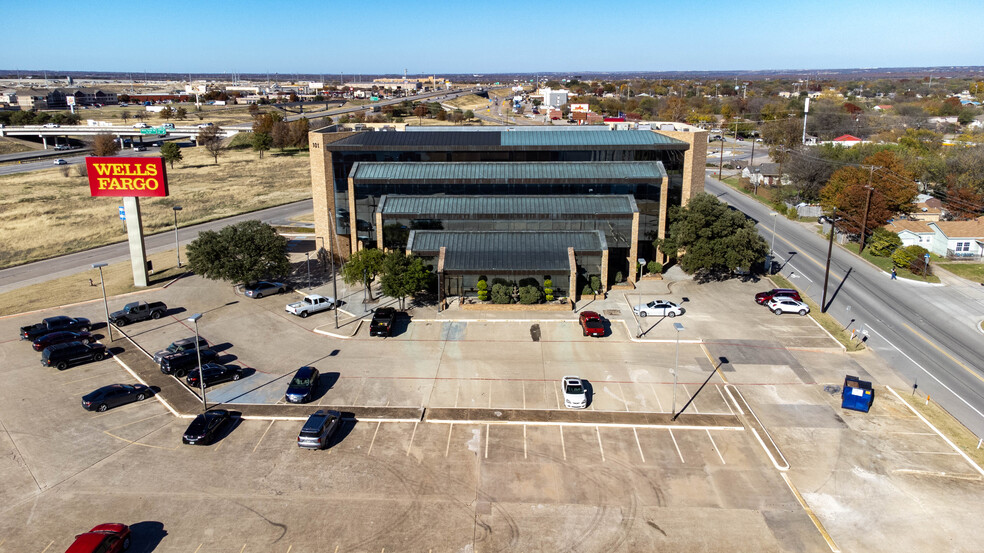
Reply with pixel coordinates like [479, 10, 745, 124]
[707, 175, 984, 438]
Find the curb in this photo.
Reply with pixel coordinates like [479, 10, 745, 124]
[0, 275, 185, 320]
[314, 319, 363, 339]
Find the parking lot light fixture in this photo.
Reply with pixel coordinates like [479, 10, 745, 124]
[172, 206, 183, 268]
[769, 212, 778, 272]
[187, 313, 206, 411]
[92, 263, 112, 342]
[672, 322, 684, 416]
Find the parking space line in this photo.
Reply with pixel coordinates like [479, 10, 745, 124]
[484, 424, 490, 459]
[706, 430, 726, 464]
[908, 450, 961, 456]
[781, 473, 841, 552]
[454, 381, 460, 408]
[252, 420, 275, 453]
[633, 428, 646, 462]
[40, 541, 53, 553]
[193, 544, 202, 553]
[559, 426, 567, 461]
[406, 421, 418, 456]
[649, 383, 664, 412]
[618, 382, 630, 411]
[367, 421, 381, 455]
[285, 545, 291, 553]
[445, 423, 453, 457]
[104, 412, 169, 431]
[554, 386, 561, 409]
[682, 384, 700, 413]
[595, 426, 605, 462]
[239, 544, 246, 553]
[716, 385, 735, 416]
[520, 424, 529, 460]
[668, 429, 685, 463]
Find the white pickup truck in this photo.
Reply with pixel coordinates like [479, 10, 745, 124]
[285, 294, 335, 318]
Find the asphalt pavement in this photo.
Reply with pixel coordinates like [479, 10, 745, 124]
[706, 174, 984, 438]
[0, 199, 312, 294]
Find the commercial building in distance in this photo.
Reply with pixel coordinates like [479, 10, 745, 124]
[309, 125, 706, 296]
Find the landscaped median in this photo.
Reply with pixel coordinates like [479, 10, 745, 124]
[769, 274, 865, 351]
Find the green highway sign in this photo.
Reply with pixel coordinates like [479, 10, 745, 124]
[140, 128, 167, 135]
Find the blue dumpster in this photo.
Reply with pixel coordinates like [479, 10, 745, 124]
[841, 375, 874, 412]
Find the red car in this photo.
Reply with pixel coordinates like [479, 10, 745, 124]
[579, 311, 606, 337]
[65, 523, 130, 553]
[754, 288, 801, 305]
[32, 330, 93, 352]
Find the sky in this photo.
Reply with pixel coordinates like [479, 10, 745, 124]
[2, 0, 982, 75]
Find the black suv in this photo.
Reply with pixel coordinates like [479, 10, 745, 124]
[297, 410, 341, 450]
[160, 348, 218, 377]
[41, 342, 107, 370]
[369, 307, 397, 337]
[154, 337, 209, 365]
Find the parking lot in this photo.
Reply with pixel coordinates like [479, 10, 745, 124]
[2, 273, 983, 552]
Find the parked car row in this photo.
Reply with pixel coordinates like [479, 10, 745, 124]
[755, 288, 810, 316]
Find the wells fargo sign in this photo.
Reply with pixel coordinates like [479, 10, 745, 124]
[86, 157, 169, 197]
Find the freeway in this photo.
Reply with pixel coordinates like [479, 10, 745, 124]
[707, 175, 984, 438]
[0, 199, 312, 295]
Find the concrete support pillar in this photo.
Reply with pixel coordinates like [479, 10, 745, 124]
[657, 176, 670, 263]
[123, 196, 149, 287]
[41, 135, 47, 149]
[600, 248, 609, 293]
[568, 248, 577, 302]
[375, 212, 384, 250]
[629, 211, 640, 283]
[437, 247, 446, 312]
[347, 176, 358, 255]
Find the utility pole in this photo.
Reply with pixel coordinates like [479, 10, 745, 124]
[718, 135, 724, 179]
[858, 167, 875, 253]
[821, 208, 837, 313]
[802, 97, 810, 145]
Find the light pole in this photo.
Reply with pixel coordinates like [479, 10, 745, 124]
[187, 313, 206, 411]
[172, 206, 183, 268]
[92, 263, 112, 342]
[672, 322, 684, 416]
[769, 212, 778, 273]
[305, 251, 312, 290]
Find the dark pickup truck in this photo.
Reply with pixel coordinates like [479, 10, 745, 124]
[160, 348, 218, 377]
[20, 316, 91, 341]
[369, 307, 397, 337]
[109, 301, 167, 326]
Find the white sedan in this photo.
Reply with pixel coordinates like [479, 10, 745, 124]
[767, 298, 810, 316]
[53, 159, 67, 165]
[562, 376, 587, 409]
[633, 300, 683, 318]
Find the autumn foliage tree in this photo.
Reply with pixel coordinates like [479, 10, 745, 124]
[820, 151, 917, 245]
[92, 133, 120, 156]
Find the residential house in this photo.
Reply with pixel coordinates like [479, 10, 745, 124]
[886, 220, 934, 248]
[911, 194, 944, 222]
[929, 218, 984, 260]
[742, 163, 784, 187]
[14, 88, 48, 110]
[873, 105, 893, 111]
[831, 134, 862, 147]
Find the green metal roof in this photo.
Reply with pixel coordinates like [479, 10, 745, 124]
[500, 129, 685, 147]
[378, 195, 638, 217]
[408, 231, 605, 273]
[350, 161, 666, 182]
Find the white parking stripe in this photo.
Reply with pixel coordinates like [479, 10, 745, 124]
[252, 420, 275, 453]
[559, 426, 567, 461]
[454, 380, 460, 408]
[484, 424, 490, 459]
[367, 421, 381, 455]
[716, 385, 735, 415]
[633, 428, 646, 462]
[668, 429, 685, 463]
[596, 426, 606, 462]
[618, 382, 630, 411]
[445, 423, 453, 457]
[706, 430, 726, 464]
[406, 421, 418, 456]
[649, 383, 664, 412]
[683, 384, 700, 414]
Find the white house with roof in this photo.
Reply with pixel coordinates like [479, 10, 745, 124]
[886, 220, 934, 248]
[887, 217, 984, 259]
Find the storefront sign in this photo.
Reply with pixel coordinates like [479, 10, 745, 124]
[86, 157, 169, 197]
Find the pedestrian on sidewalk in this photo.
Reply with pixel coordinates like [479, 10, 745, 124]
[891, 267, 897, 280]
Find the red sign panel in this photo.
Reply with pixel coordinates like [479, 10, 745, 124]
[86, 157, 169, 197]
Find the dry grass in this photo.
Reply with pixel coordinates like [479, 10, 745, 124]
[0, 146, 312, 269]
[74, 103, 337, 127]
[0, 248, 188, 315]
[444, 94, 491, 110]
[896, 392, 984, 467]
[0, 137, 39, 154]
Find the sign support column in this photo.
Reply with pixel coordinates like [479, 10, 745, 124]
[123, 196, 149, 287]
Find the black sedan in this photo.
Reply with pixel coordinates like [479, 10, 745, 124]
[244, 281, 287, 298]
[285, 366, 320, 403]
[82, 384, 152, 412]
[182, 410, 235, 445]
[186, 363, 245, 388]
[32, 330, 93, 352]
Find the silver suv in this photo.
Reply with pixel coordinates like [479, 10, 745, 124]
[297, 410, 341, 450]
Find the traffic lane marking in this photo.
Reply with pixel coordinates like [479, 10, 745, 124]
[899, 321, 982, 385]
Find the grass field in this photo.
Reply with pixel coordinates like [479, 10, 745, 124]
[0, 137, 39, 154]
[443, 94, 491, 110]
[897, 392, 984, 468]
[0, 146, 312, 269]
[937, 262, 984, 283]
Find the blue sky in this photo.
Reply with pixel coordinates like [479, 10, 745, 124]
[2, 0, 981, 74]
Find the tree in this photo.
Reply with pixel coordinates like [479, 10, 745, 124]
[160, 142, 182, 169]
[120, 110, 131, 123]
[761, 117, 801, 165]
[463, 109, 475, 121]
[657, 193, 769, 276]
[252, 131, 272, 158]
[175, 107, 187, 120]
[198, 125, 223, 164]
[289, 118, 309, 148]
[379, 251, 430, 309]
[159, 106, 174, 120]
[247, 103, 260, 117]
[272, 121, 290, 150]
[820, 151, 917, 240]
[340, 248, 385, 300]
[186, 220, 290, 286]
[92, 133, 120, 156]
[413, 104, 428, 124]
[943, 186, 984, 219]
